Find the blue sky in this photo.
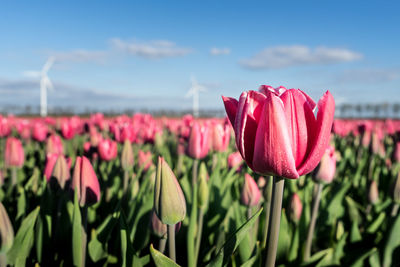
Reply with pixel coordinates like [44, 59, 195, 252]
[1, 0, 399, 113]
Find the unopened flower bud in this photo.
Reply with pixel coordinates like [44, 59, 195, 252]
[121, 140, 134, 171]
[198, 163, 209, 210]
[150, 210, 167, 238]
[313, 145, 336, 184]
[369, 180, 379, 205]
[241, 174, 261, 207]
[289, 193, 302, 223]
[51, 155, 70, 189]
[0, 202, 14, 251]
[5, 137, 24, 168]
[154, 157, 186, 225]
[71, 156, 101, 206]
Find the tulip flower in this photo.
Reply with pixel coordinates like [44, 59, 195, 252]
[210, 121, 230, 152]
[313, 145, 336, 184]
[98, 139, 118, 161]
[5, 137, 24, 168]
[121, 140, 134, 171]
[151, 210, 167, 238]
[187, 122, 210, 159]
[138, 150, 153, 171]
[0, 117, 11, 138]
[369, 180, 379, 205]
[0, 202, 14, 252]
[71, 156, 101, 206]
[61, 119, 76, 140]
[51, 155, 70, 189]
[289, 193, 303, 224]
[227, 151, 243, 171]
[44, 153, 59, 181]
[241, 173, 261, 207]
[32, 122, 48, 142]
[223, 85, 335, 179]
[46, 134, 64, 155]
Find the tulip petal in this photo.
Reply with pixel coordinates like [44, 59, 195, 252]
[81, 156, 101, 205]
[280, 89, 317, 168]
[222, 96, 238, 127]
[252, 92, 298, 179]
[297, 91, 335, 176]
[235, 91, 266, 168]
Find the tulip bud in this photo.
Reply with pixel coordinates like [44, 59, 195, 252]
[241, 174, 261, 207]
[44, 153, 59, 181]
[98, 139, 118, 161]
[289, 193, 303, 223]
[51, 155, 70, 189]
[32, 122, 48, 142]
[313, 145, 336, 184]
[210, 122, 230, 152]
[393, 172, 400, 204]
[368, 180, 379, 205]
[187, 122, 210, 159]
[46, 134, 64, 155]
[198, 163, 209, 210]
[0, 202, 14, 252]
[150, 210, 167, 238]
[138, 150, 153, 171]
[71, 156, 101, 206]
[227, 151, 243, 171]
[154, 157, 186, 225]
[5, 137, 24, 168]
[121, 140, 134, 171]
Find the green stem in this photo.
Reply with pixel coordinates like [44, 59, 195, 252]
[304, 183, 323, 261]
[261, 176, 273, 249]
[264, 176, 285, 267]
[194, 208, 204, 264]
[159, 237, 167, 254]
[168, 224, 176, 262]
[192, 159, 199, 185]
[11, 167, 17, 187]
[123, 170, 129, 193]
[81, 206, 88, 267]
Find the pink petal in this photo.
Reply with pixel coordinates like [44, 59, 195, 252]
[222, 96, 238, 127]
[235, 91, 266, 168]
[252, 92, 298, 178]
[81, 156, 101, 205]
[297, 91, 335, 176]
[280, 89, 317, 168]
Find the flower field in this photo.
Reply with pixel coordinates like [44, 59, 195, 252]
[0, 108, 400, 266]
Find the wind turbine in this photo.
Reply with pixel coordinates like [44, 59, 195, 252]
[24, 57, 55, 117]
[185, 75, 207, 117]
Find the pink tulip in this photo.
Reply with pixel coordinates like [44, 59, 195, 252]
[71, 156, 101, 206]
[46, 134, 64, 155]
[313, 145, 336, 184]
[210, 121, 230, 152]
[138, 150, 153, 171]
[0, 117, 11, 138]
[5, 137, 25, 168]
[227, 151, 243, 171]
[223, 85, 335, 179]
[16, 121, 31, 140]
[44, 153, 59, 181]
[61, 120, 76, 140]
[32, 122, 48, 142]
[187, 122, 210, 159]
[289, 193, 303, 223]
[98, 139, 118, 161]
[241, 173, 261, 206]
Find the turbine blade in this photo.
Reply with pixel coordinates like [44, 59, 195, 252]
[42, 57, 55, 73]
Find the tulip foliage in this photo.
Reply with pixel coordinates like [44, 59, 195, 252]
[0, 111, 399, 267]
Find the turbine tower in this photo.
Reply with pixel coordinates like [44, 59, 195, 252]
[185, 75, 207, 117]
[24, 57, 55, 117]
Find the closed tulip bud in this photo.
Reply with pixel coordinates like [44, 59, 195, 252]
[71, 156, 101, 206]
[313, 145, 336, 184]
[211, 122, 230, 152]
[32, 122, 48, 142]
[393, 172, 400, 203]
[121, 140, 134, 171]
[46, 134, 64, 155]
[289, 193, 303, 223]
[198, 163, 209, 210]
[5, 137, 24, 168]
[44, 153, 59, 181]
[51, 155, 70, 189]
[154, 157, 186, 225]
[369, 181, 379, 205]
[393, 142, 400, 164]
[0, 202, 13, 252]
[223, 86, 335, 179]
[187, 122, 210, 159]
[150, 210, 167, 238]
[227, 151, 243, 171]
[138, 150, 153, 171]
[241, 173, 261, 207]
[98, 139, 118, 161]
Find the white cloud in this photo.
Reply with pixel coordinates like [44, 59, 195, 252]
[240, 45, 363, 69]
[111, 38, 192, 59]
[210, 47, 231, 56]
[336, 68, 400, 83]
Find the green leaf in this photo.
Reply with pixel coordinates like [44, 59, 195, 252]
[72, 191, 84, 267]
[206, 208, 263, 267]
[383, 214, 400, 267]
[7, 206, 40, 267]
[88, 229, 107, 263]
[150, 244, 181, 267]
[277, 210, 291, 260]
[366, 212, 386, 233]
[350, 247, 377, 267]
[120, 212, 134, 267]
